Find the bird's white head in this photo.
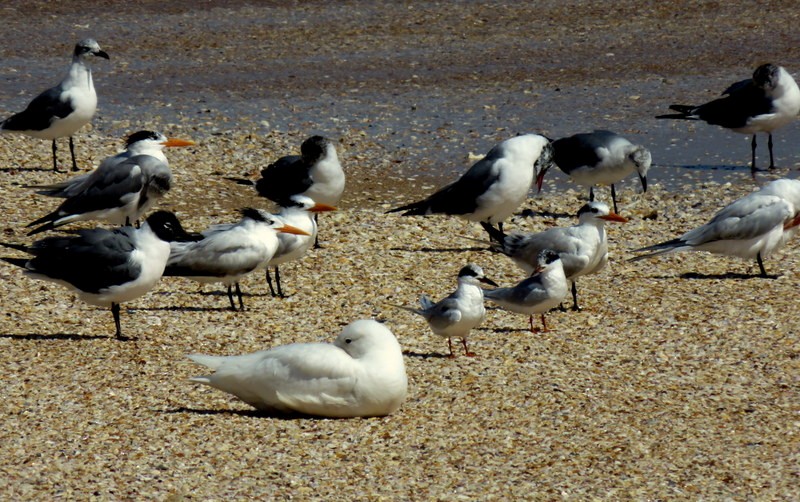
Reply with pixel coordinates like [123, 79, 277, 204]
[577, 201, 629, 224]
[73, 39, 109, 62]
[334, 319, 403, 360]
[457, 263, 499, 287]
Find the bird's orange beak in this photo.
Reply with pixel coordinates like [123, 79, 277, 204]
[784, 213, 800, 230]
[279, 224, 311, 236]
[162, 138, 195, 148]
[599, 213, 629, 223]
[310, 203, 337, 212]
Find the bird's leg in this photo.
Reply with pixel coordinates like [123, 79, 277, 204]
[768, 133, 775, 169]
[570, 281, 581, 311]
[69, 136, 79, 171]
[275, 266, 285, 298]
[611, 184, 619, 214]
[226, 285, 237, 311]
[51, 139, 60, 172]
[266, 269, 277, 297]
[111, 303, 129, 341]
[461, 338, 476, 357]
[498, 221, 504, 234]
[447, 338, 456, 358]
[589, 186, 595, 202]
[235, 283, 245, 311]
[750, 135, 763, 176]
[756, 252, 768, 278]
[313, 214, 322, 249]
[541, 313, 549, 332]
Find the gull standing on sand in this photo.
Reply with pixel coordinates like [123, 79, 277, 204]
[187, 319, 407, 417]
[483, 250, 568, 332]
[630, 178, 800, 277]
[0, 39, 109, 172]
[25, 131, 195, 235]
[163, 208, 309, 311]
[483, 201, 628, 311]
[228, 135, 344, 247]
[265, 195, 336, 297]
[656, 63, 800, 174]
[387, 134, 555, 237]
[1, 211, 188, 340]
[537, 130, 651, 214]
[391, 263, 497, 357]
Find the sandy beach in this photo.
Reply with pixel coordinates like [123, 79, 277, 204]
[0, 1, 799, 499]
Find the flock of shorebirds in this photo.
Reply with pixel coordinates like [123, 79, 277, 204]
[0, 39, 798, 417]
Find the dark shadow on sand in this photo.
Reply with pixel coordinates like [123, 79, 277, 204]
[0, 332, 111, 341]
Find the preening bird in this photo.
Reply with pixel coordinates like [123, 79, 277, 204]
[187, 319, 407, 418]
[1, 211, 189, 340]
[25, 131, 195, 235]
[538, 130, 651, 213]
[656, 63, 800, 174]
[0, 39, 110, 172]
[387, 134, 555, 238]
[390, 263, 497, 357]
[630, 178, 800, 277]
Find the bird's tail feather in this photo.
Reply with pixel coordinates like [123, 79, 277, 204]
[655, 104, 697, 120]
[223, 176, 255, 187]
[187, 353, 226, 372]
[628, 238, 686, 262]
[385, 303, 425, 316]
[1, 257, 28, 268]
[385, 200, 427, 215]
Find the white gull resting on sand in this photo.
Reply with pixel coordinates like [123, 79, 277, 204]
[187, 319, 407, 418]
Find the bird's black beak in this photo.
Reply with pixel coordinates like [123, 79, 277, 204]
[95, 50, 110, 60]
[480, 276, 499, 287]
[639, 174, 648, 193]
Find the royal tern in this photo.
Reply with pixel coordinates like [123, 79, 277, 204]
[484, 201, 628, 310]
[387, 134, 554, 237]
[228, 135, 344, 247]
[391, 263, 497, 357]
[657, 63, 800, 173]
[188, 319, 407, 417]
[630, 178, 800, 277]
[265, 195, 336, 297]
[1, 211, 187, 340]
[537, 130, 651, 213]
[163, 208, 309, 311]
[483, 250, 569, 332]
[25, 131, 195, 235]
[0, 39, 109, 172]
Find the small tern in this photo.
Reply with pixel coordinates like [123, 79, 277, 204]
[483, 250, 569, 332]
[657, 63, 800, 174]
[390, 263, 497, 357]
[387, 134, 554, 238]
[0, 39, 109, 172]
[188, 319, 407, 417]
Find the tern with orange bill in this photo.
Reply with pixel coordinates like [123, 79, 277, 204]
[630, 178, 800, 277]
[26, 131, 195, 235]
[483, 201, 628, 310]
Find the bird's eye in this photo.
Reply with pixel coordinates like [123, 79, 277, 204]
[345, 338, 352, 344]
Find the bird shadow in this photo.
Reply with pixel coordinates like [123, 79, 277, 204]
[517, 208, 573, 220]
[679, 271, 778, 280]
[134, 305, 236, 312]
[163, 407, 343, 420]
[402, 350, 450, 359]
[0, 332, 110, 341]
[660, 163, 748, 172]
[2, 166, 56, 173]
[389, 246, 489, 253]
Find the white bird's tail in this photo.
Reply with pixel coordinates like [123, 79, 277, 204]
[187, 354, 226, 383]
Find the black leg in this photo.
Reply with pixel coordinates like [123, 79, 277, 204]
[589, 186, 595, 202]
[275, 266, 285, 298]
[751, 135, 758, 172]
[768, 133, 775, 169]
[235, 283, 245, 311]
[226, 285, 237, 311]
[571, 281, 580, 311]
[51, 139, 60, 172]
[610, 184, 619, 214]
[313, 213, 322, 249]
[757, 252, 767, 278]
[111, 302, 129, 340]
[68, 135, 79, 171]
[266, 269, 277, 297]
[498, 221, 504, 234]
